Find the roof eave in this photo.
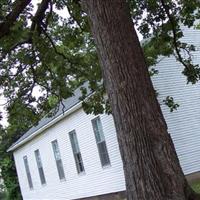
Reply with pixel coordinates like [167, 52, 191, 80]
[7, 101, 82, 152]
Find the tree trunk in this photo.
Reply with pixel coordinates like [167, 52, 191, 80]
[81, 0, 200, 200]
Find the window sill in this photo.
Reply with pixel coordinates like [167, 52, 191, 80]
[102, 163, 111, 170]
[60, 178, 66, 182]
[78, 171, 86, 176]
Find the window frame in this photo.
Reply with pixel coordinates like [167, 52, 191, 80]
[51, 139, 66, 181]
[23, 155, 34, 190]
[69, 130, 85, 174]
[34, 149, 46, 185]
[91, 116, 111, 167]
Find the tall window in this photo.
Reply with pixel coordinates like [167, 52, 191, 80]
[69, 130, 85, 173]
[23, 156, 33, 189]
[51, 140, 65, 180]
[34, 149, 46, 185]
[91, 117, 110, 167]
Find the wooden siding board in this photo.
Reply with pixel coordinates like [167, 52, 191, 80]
[13, 26, 200, 199]
[151, 26, 200, 175]
[14, 109, 126, 200]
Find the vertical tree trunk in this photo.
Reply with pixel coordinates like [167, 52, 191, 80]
[82, 0, 200, 200]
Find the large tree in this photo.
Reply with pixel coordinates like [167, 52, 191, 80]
[82, 1, 200, 199]
[1, 0, 200, 199]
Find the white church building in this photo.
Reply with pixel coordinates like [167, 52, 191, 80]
[8, 26, 200, 200]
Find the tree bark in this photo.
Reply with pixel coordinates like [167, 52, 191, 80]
[81, 0, 200, 200]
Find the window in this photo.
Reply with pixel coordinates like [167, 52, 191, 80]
[51, 140, 65, 180]
[34, 149, 46, 185]
[69, 130, 85, 173]
[23, 156, 33, 189]
[91, 117, 110, 166]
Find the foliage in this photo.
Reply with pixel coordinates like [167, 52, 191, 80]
[0, 174, 6, 200]
[0, 100, 41, 199]
[0, 0, 200, 197]
[191, 181, 200, 194]
[163, 96, 179, 112]
[0, 0, 200, 115]
[0, 191, 6, 200]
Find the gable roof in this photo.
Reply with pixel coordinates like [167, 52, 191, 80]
[7, 82, 91, 152]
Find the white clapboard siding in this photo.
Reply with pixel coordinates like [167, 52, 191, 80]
[14, 108, 126, 200]
[151, 26, 200, 175]
[13, 25, 200, 200]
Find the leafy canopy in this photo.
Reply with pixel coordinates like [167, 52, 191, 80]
[0, 0, 200, 116]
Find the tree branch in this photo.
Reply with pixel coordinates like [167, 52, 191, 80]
[40, 27, 67, 60]
[0, 39, 32, 62]
[0, 0, 31, 39]
[0, 0, 51, 61]
[160, 0, 189, 69]
[64, 0, 84, 31]
[30, 0, 51, 33]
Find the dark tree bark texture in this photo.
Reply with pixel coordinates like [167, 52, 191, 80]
[82, 0, 200, 200]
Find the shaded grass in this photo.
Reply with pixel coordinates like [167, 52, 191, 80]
[191, 181, 200, 193]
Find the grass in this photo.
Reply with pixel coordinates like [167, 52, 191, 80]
[191, 181, 200, 193]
